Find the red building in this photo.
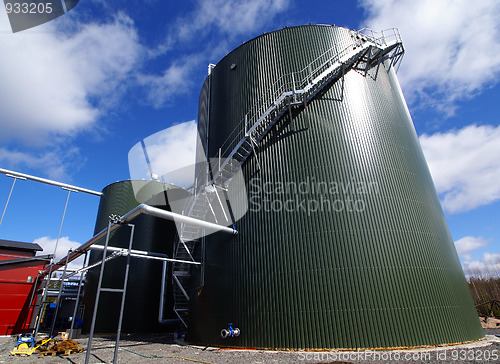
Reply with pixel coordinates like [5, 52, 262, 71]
[0, 239, 49, 336]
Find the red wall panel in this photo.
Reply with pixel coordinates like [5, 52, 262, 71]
[0, 256, 45, 335]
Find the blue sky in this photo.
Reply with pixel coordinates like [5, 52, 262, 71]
[0, 0, 499, 275]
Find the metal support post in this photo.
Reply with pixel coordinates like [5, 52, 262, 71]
[303, 93, 309, 129]
[249, 136, 262, 171]
[213, 186, 229, 223]
[340, 64, 345, 101]
[201, 233, 206, 286]
[159, 261, 168, 322]
[23, 273, 41, 333]
[0, 175, 25, 227]
[113, 224, 135, 364]
[69, 251, 89, 339]
[50, 250, 72, 337]
[85, 220, 136, 364]
[173, 275, 190, 300]
[54, 189, 73, 261]
[205, 194, 218, 223]
[364, 47, 372, 76]
[85, 219, 112, 364]
[33, 278, 48, 338]
[218, 148, 222, 175]
[180, 238, 195, 261]
[34, 189, 73, 337]
[288, 96, 293, 124]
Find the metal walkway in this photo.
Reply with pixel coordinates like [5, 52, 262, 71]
[171, 28, 404, 327]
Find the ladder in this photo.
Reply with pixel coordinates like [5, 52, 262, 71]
[171, 184, 230, 327]
[171, 28, 404, 327]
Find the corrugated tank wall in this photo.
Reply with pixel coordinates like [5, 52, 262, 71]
[83, 180, 181, 333]
[190, 25, 483, 349]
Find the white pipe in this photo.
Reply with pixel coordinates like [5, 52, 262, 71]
[159, 261, 167, 323]
[89, 245, 201, 265]
[122, 204, 238, 235]
[158, 261, 180, 324]
[41, 224, 118, 276]
[41, 203, 237, 276]
[92, 242, 186, 325]
[0, 168, 102, 196]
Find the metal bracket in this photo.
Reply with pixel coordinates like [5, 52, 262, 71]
[109, 214, 122, 224]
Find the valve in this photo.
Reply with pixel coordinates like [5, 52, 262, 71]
[220, 323, 240, 338]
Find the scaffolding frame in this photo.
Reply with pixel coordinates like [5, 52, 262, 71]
[24, 202, 235, 363]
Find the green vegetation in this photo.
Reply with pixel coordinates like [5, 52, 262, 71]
[468, 276, 500, 317]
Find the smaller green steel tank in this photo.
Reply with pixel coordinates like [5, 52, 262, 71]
[83, 180, 185, 333]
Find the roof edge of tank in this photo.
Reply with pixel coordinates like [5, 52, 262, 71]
[101, 179, 185, 193]
[211, 24, 353, 69]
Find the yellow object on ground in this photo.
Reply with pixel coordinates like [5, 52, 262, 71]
[10, 342, 34, 356]
[10, 336, 53, 356]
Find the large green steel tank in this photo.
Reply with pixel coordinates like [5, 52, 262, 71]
[83, 180, 182, 333]
[189, 25, 483, 349]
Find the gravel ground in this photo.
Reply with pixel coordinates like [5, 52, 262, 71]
[1, 330, 499, 364]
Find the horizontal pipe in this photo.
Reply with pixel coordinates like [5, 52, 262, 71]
[123, 204, 238, 235]
[0, 168, 102, 196]
[90, 245, 201, 265]
[41, 223, 120, 277]
[40, 203, 237, 277]
[159, 319, 181, 325]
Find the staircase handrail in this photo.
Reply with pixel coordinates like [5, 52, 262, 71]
[214, 28, 401, 166]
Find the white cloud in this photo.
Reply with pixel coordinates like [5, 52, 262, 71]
[0, 0, 291, 152]
[177, 0, 290, 40]
[34, 236, 85, 271]
[59, 13, 143, 106]
[0, 11, 143, 179]
[137, 60, 198, 108]
[0, 11, 142, 145]
[0, 146, 81, 180]
[141, 0, 290, 108]
[462, 252, 500, 278]
[455, 236, 499, 278]
[454, 236, 489, 260]
[420, 124, 500, 213]
[128, 121, 198, 188]
[361, 0, 500, 110]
